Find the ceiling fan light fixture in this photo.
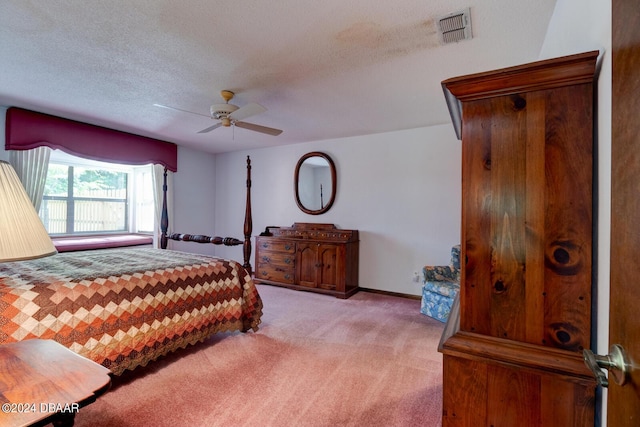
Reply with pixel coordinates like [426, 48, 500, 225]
[210, 103, 238, 119]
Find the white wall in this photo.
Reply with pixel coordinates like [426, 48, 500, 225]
[166, 145, 218, 255]
[213, 124, 462, 296]
[539, 1, 612, 425]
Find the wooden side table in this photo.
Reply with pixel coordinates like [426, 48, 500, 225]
[0, 339, 111, 427]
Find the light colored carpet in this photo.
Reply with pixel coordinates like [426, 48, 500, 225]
[75, 284, 445, 427]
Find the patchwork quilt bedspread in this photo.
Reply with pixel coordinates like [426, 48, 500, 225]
[0, 248, 263, 375]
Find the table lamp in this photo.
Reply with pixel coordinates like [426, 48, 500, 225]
[0, 160, 57, 262]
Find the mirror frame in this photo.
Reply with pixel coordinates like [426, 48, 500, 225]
[294, 151, 337, 215]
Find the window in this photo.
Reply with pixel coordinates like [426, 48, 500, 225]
[39, 151, 154, 236]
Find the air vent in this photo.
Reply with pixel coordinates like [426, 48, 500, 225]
[438, 8, 472, 44]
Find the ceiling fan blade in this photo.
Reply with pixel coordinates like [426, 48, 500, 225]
[197, 123, 223, 133]
[229, 103, 266, 121]
[235, 121, 283, 136]
[153, 103, 210, 118]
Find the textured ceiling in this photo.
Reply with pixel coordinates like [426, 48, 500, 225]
[0, 1, 557, 154]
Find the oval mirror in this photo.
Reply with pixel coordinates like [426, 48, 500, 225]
[294, 152, 336, 215]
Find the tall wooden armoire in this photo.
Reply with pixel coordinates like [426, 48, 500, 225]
[440, 51, 599, 426]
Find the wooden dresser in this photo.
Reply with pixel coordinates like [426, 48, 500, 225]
[254, 223, 359, 298]
[440, 51, 598, 425]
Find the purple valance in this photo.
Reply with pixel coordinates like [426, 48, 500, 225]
[5, 107, 177, 172]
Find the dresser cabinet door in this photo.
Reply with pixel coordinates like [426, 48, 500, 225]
[296, 243, 342, 291]
[296, 242, 318, 288]
[317, 244, 339, 291]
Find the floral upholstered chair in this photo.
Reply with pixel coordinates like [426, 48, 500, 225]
[420, 245, 460, 322]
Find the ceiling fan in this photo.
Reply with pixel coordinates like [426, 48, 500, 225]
[155, 90, 283, 136]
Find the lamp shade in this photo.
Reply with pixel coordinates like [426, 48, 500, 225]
[0, 160, 57, 261]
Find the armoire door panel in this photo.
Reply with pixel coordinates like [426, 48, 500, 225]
[444, 349, 594, 427]
[461, 86, 592, 350]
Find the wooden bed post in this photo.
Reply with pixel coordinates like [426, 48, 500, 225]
[160, 167, 169, 249]
[243, 156, 253, 276]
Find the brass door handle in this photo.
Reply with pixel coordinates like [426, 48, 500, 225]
[583, 344, 631, 387]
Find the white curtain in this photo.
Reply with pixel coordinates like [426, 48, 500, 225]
[8, 146, 51, 212]
[152, 164, 173, 249]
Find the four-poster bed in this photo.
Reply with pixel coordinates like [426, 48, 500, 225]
[0, 156, 262, 375]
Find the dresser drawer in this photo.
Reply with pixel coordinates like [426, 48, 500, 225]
[256, 238, 295, 254]
[256, 263, 295, 284]
[257, 252, 295, 267]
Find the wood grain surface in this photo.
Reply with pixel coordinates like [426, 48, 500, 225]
[0, 339, 111, 427]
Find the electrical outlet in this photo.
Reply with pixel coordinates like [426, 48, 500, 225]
[412, 271, 421, 283]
